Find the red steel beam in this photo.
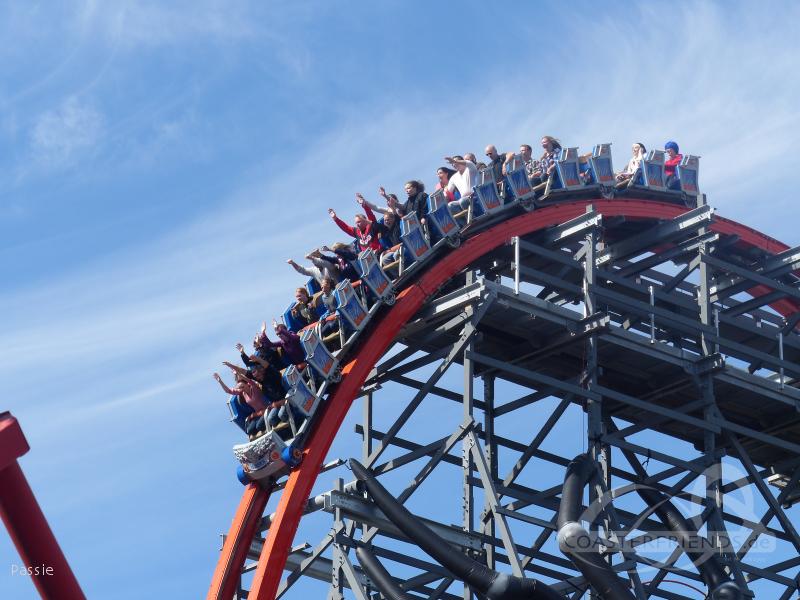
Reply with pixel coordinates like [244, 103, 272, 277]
[0, 412, 85, 600]
[240, 199, 798, 599]
[206, 483, 271, 600]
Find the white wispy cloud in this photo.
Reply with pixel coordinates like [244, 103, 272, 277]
[0, 2, 318, 192]
[29, 96, 105, 169]
[75, 0, 259, 47]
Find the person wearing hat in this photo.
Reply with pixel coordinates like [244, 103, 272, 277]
[664, 141, 683, 190]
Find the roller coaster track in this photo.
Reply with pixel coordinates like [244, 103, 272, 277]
[209, 198, 800, 600]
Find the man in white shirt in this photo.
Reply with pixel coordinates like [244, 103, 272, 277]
[444, 155, 477, 215]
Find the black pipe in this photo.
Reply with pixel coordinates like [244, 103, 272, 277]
[635, 487, 741, 599]
[556, 454, 637, 600]
[355, 546, 415, 600]
[349, 459, 562, 600]
[558, 453, 596, 525]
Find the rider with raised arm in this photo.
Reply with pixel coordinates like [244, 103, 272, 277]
[315, 243, 360, 281]
[435, 167, 457, 202]
[444, 155, 477, 215]
[213, 369, 268, 440]
[256, 320, 306, 366]
[286, 253, 339, 285]
[328, 197, 383, 253]
[356, 190, 402, 255]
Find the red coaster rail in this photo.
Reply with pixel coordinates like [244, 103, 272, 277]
[0, 412, 85, 600]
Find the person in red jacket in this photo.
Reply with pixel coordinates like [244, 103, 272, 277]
[328, 196, 383, 253]
[664, 141, 683, 190]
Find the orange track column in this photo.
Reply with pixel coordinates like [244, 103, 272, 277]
[247, 285, 427, 600]
[207, 483, 271, 600]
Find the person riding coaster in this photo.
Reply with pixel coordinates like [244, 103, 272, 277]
[223, 134, 704, 488]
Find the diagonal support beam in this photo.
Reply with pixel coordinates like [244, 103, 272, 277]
[466, 430, 525, 576]
[276, 522, 344, 599]
[726, 433, 800, 556]
[721, 289, 787, 318]
[617, 231, 718, 278]
[396, 417, 477, 505]
[338, 550, 372, 600]
[360, 419, 479, 549]
[710, 244, 800, 301]
[364, 299, 493, 469]
[427, 577, 455, 600]
[705, 254, 800, 304]
[596, 205, 713, 267]
[493, 388, 553, 418]
[539, 208, 603, 245]
[661, 254, 701, 293]
[502, 396, 572, 489]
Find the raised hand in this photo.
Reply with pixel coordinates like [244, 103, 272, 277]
[355, 193, 365, 205]
[379, 186, 387, 197]
[235, 343, 245, 353]
[328, 208, 336, 219]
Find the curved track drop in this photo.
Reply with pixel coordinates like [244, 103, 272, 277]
[212, 199, 800, 600]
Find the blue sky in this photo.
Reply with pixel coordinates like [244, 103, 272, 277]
[2, 1, 800, 598]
